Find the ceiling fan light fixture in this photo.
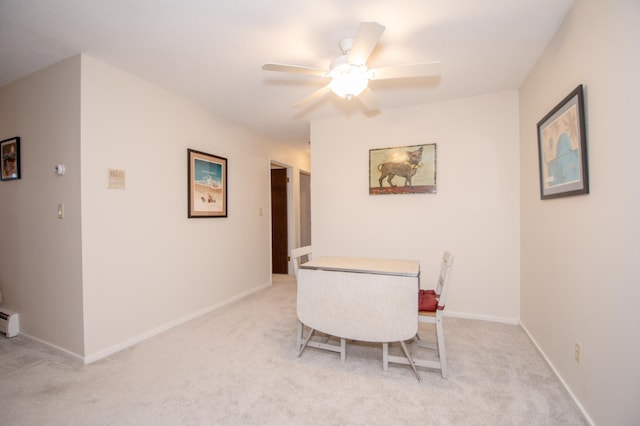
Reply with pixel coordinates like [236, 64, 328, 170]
[262, 22, 442, 111]
[329, 63, 369, 99]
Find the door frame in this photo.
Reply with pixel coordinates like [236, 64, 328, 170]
[299, 170, 311, 247]
[269, 160, 295, 276]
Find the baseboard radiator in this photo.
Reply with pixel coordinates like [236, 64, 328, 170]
[0, 309, 19, 337]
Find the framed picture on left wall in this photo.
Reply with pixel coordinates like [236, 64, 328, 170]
[187, 148, 227, 218]
[1, 137, 21, 181]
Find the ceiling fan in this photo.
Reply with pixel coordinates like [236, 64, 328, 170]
[262, 21, 442, 111]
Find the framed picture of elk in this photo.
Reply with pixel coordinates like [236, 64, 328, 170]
[369, 143, 436, 195]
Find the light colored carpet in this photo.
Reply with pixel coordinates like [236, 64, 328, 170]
[0, 274, 586, 425]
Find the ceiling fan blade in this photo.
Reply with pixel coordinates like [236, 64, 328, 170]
[294, 84, 332, 107]
[348, 22, 386, 66]
[357, 87, 380, 111]
[262, 63, 329, 77]
[369, 62, 443, 80]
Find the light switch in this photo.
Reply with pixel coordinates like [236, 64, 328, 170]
[57, 203, 64, 219]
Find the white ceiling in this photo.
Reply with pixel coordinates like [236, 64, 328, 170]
[0, 0, 573, 148]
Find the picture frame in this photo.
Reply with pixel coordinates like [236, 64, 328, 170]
[369, 143, 436, 195]
[188, 149, 227, 218]
[537, 85, 589, 199]
[1, 137, 21, 181]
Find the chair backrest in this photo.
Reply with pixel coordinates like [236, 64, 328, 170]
[435, 251, 454, 309]
[290, 245, 312, 279]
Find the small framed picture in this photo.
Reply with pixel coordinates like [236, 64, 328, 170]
[1, 137, 21, 181]
[188, 149, 227, 218]
[537, 85, 589, 199]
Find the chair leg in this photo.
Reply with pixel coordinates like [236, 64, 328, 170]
[296, 321, 303, 351]
[400, 340, 423, 383]
[296, 324, 347, 361]
[297, 327, 315, 358]
[435, 316, 447, 379]
[382, 343, 389, 371]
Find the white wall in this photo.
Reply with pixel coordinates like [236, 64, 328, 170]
[519, 1, 640, 424]
[1, 54, 309, 361]
[311, 91, 520, 322]
[80, 55, 309, 360]
[0, 56, 85, 356]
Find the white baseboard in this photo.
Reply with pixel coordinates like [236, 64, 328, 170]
[443, 312, 593, 424]
[444, 310, 520, 325]
[19, 332, 85, 362]
[83, 281, 272, 364]
[520, 322, 595, 426]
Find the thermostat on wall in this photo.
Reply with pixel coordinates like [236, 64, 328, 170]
[108, 169, 126, 189]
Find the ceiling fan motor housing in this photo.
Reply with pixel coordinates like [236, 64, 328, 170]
[338, 37, 354, 54]
[330, 54, 349, 70]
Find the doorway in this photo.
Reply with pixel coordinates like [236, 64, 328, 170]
[300, 171, 311, 247]
[271, 166, 288, 274]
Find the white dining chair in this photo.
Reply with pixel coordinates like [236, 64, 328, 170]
[382, 251, 454, 379]
[415, 251, 454, 378]
[290, 245, 312, 279]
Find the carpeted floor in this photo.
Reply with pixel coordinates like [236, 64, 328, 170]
[0, 274, 586, 425]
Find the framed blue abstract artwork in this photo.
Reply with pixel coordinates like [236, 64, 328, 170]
[537, 85, 589, 199]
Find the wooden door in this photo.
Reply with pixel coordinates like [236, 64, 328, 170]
[271, 168, 288, 273]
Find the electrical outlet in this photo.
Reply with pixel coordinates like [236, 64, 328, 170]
[575, 341, 582, 364]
